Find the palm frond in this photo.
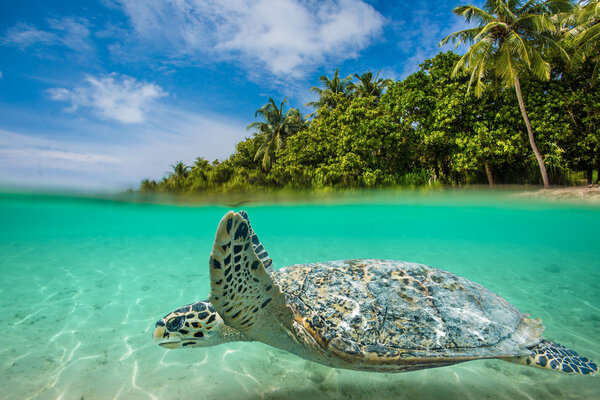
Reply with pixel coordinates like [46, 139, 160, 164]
[507, 0, 521, 11]
[493, 0, 517, 23]
[305, 100, 320, 109]
[509, 0, 540, 13]
[448, 0, 568, 93]
[466, 57, 484, 96]
[247, 121, 264, 131]
[318, 73, 334, 87]
[474, 21, 509, 41]
[440, 27, 483, 47]
[574, 21, 600, 47]
[577, 0, 600, 25]
[454, 51, 472, 77]
[278, 97, 287, 119]
[496, 43, 519, 87]
[573, 29, 600, 61]
[529, 47, 551, 80]
[543, 0, 575, 14]
[452, 37, 494, 77]
[467, 62, 479, 93]
[571, 18, 600, 68]
[516, 14, 556, 33]
[544, 33, 571, 62]
[453, 5, 495, 25]
[254, 141, 268, 161]
[275, 133, 285, 150]
[261, 150, 271, 171]
[505, 31, 532, 67]
[474, 58, 488, 97]
[519, 0, 546, 14]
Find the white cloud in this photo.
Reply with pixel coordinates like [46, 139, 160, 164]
[1, 18, 93, 55]
[0, 130, 119, 165]
[115, 0, 385, 76]
[48, 73, 167, 123]
[47, 17, 94, 54]
[0, 105, 247, 190]
[1, 23, 56, 48]
[0, 147, 119, 164]
[0, 129, 122, 190]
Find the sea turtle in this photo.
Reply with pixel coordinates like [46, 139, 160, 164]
[153, 211, 598, 375]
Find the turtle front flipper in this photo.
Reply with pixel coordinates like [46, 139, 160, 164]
[208, 211, 295, 344]
[238, 211, 274, 273]
[508, 340, 598, 375]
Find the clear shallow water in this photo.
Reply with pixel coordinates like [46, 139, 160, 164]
[0, 191, 598, 400]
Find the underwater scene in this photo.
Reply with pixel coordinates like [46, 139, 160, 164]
[0, 191, 599, 400]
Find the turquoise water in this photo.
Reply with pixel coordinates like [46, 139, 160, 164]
[0, 191, 599, 399]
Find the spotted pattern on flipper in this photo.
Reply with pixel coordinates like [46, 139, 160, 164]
[208, 211, 293, 338]
[238, 210, 273, 273]
[510, 340, 598, 375]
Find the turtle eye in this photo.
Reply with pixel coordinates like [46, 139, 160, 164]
[166, 315, 184, 332]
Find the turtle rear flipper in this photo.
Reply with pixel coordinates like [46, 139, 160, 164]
[508, 340, 598, 375]
[208, 211, 295, 344]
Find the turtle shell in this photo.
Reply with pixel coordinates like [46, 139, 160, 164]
[275, 259, 542, 368]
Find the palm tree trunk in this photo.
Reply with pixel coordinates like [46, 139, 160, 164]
[484, 161, 494, 187]
[514, 76, 550, 188]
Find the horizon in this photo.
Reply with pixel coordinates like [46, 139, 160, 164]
[0, 0, 476, 191]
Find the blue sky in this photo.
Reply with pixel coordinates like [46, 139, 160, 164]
[0, 0, 476, 190]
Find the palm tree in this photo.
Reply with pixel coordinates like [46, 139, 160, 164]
[441, 0, 573, 187]
[565, 0, 600, 82]
[247, 98, 306, 172]
[140, 178, 157, 191]
[306, 69, 353, 110]
[169, 161, 191, 180]
[283, 107, 309, 134]
[349, 71, 392, 98]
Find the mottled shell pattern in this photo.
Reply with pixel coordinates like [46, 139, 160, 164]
[275, 259, 537, 362]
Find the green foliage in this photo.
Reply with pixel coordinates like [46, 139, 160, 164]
[306, 69, 354, 110]
[440, 0, 576, 187]
[274, 94, 409, 188]
[247, 98, 307, 172]
[564, 0, 600, 82]
[348, 71, 392, 99]
[525, 61, 600, 183]
[441, 0, 572, 95]
[141, 44, 600, 192]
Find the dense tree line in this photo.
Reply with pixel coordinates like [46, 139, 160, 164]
[141, 0, 599, 192]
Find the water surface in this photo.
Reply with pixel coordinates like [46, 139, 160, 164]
[0, 191, 598, 399]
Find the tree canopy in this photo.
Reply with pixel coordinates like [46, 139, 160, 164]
[440, 0, 576, 187]
[246, 98, 306, 172]
[140, 1, 600, 193]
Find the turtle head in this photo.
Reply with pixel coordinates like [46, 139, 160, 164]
[153, 300, 249, 349]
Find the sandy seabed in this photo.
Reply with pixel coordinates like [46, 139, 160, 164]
[515, 185, 600, 203]
[2, 236, 598, 400]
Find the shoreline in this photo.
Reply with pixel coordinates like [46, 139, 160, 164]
[1, 185, 599, 206]
[513, 185, 600, 203]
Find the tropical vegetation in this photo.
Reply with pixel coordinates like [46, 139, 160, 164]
[246, 98, 307, 172]
[140, 1, 599, 193]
